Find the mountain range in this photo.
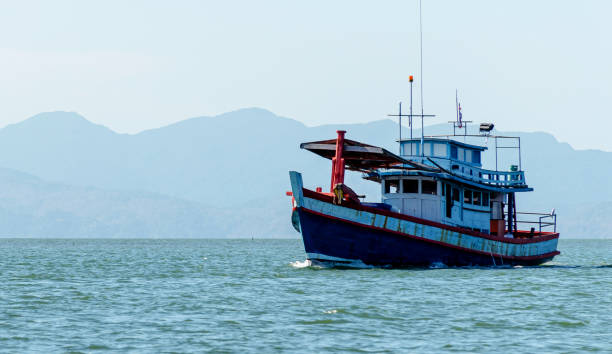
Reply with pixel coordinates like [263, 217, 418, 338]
[0, 108, 608, 238]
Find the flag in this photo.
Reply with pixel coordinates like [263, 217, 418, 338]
[457, 103, 463, 128]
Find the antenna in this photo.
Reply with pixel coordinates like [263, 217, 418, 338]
[387, 76, 433, 157]
[398, 102, 402, 155]
[419, 0, 425, 156]
[409, 75, 414, 154]
[387, 2, 435, 159]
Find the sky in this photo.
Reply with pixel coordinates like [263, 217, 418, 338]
[0, 0, 611, 150]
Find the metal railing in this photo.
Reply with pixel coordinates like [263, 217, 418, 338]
[405, 155, 527, 187]
[453, 163, 526, 187]
[513, 211, 557, 233]
[422, 133, 523, 172]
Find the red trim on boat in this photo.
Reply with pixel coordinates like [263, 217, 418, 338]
[302, 188, 559, 245]
[300, 207, 560, 261]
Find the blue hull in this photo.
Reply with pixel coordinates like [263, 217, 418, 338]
[298, 208, 553, 267]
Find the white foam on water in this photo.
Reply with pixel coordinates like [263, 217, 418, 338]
[289, 259, 312, 268]
[291, 258, 375, 269]
[323, 309, 338, 314]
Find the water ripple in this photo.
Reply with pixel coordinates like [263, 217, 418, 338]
[0, 238, 610, 353]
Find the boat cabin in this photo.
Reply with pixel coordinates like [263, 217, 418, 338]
[380, 174, 504, 233]
[380, 138, 526, 235]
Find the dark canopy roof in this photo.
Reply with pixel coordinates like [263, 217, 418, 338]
[300, 138, 438, 172]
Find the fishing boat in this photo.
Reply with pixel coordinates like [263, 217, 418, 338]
[287, 95, 560, 267]
[287, 1, 559, 267]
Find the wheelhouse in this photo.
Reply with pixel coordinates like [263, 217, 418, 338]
[376, 136, 543, 237]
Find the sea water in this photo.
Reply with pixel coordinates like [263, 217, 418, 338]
[0, 239, 610, 352]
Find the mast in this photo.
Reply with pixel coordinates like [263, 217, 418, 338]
[419, 0, 425, 156]
[409, 75, 414, 155]
[388, 2, 434, 157]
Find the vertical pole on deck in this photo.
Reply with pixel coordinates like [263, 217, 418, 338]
[518, 137, 522, 171]
[506, 193, 513, 234]
[409, 75, 414, 155]
[512, 193, 517, 233]
[331, 130, 346, 192]
[398, 102, 402, 155]
[495, 136, 498, 172]
[420, 110, 425, 156]
[453, 90, 457, 136]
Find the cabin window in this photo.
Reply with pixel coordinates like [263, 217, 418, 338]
[402, 179, 418, 193]
[423, 143, 432, 156]
[465, 150, 472, 163]
[458, 148, 465, 161]
[422, 180, 437, 195]
[472, 191, 481, 206]
[452, 188, 460, 202]
[473, 151, 481, 164]
[464, 189, 473, 204]
[403, 142, 418, 156]
[433, 143, 446, 157]
[482, 192, 490, 208]
[450, 146, 458, 159]
[384, 180, 399, 194]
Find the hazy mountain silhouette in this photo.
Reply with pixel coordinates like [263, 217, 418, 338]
[0, 108, 608, 237]
[0, 167, 295, 238]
